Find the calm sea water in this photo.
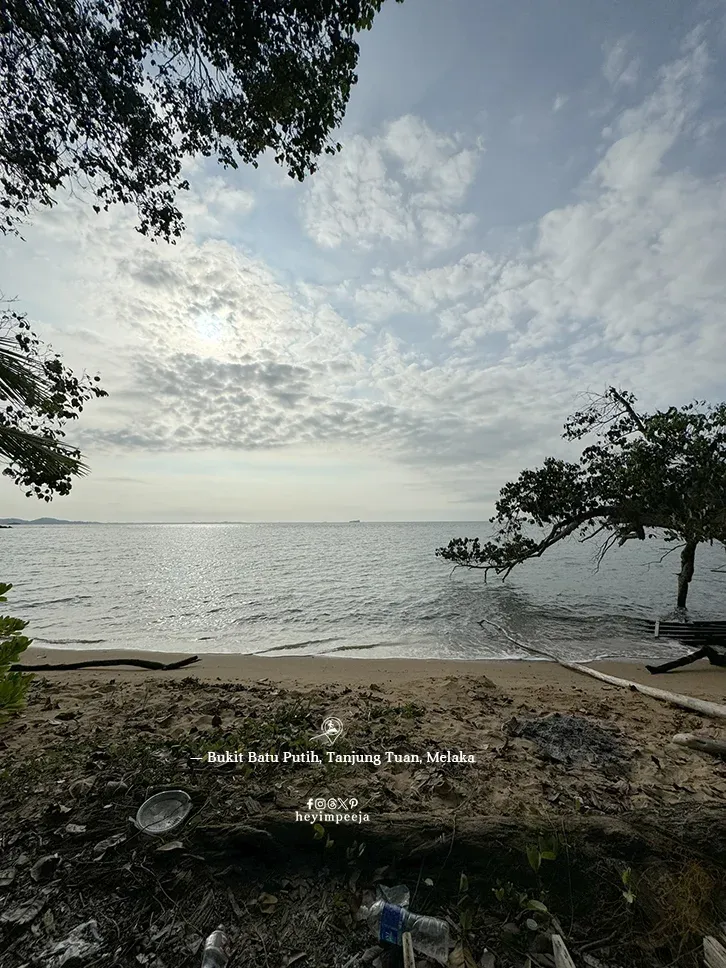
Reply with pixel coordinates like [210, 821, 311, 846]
[2, 522, 725, 661]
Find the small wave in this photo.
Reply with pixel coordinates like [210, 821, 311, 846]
[34, 637, 107, 645]
[322, 642, 386, 654]
[254, 636, 341, 654]
[21, 595, 93, 608]
[232, 613, 269, 624]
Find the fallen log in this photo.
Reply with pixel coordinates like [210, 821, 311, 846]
[646, 646, 726, 675]
[187, 807, 726, 869]
[557, 661, 726, 721]
[552, 936, 576, 968]
[477, 618, 726, 721]
[704, 936, 726, 968]
[10, 655, 200, 672]
[672, 733, 726, 757]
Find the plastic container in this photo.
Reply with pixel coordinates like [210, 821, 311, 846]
[201, 928, 230, 967]
[135, 790, 192, 835]
[359, 901, 450, 964]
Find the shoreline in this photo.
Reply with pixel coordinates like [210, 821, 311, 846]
[18, 645, 724, 698]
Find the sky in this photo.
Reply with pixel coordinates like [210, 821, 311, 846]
[3, 0, 726, 522]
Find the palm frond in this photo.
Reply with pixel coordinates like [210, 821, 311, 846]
[0, 335, 53, 408]
[0, 425, 88, 477]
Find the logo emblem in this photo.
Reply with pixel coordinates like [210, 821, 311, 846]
[311, 716, 344, 746]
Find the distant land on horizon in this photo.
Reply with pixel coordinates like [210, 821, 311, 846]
[0, 518, 488, 526]
[0, 517, 101, 526]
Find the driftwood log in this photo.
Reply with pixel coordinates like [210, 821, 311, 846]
[552, 935, 577, 968]
[556, 661, 726, 720]
[704, 936, 726, 968]
[11, 655, 199, 672]
[647, 645, 726, 675]
[477, 617, 726, 720]
[672, 732, 726, 757]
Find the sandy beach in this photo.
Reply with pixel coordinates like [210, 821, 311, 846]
[6, 646, 726, 813]
[3, 647, 726, 967]
[15, 645, 726, 695]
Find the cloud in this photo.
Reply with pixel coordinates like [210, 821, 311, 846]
[343, 29, 724, 393]
[300, 115, 482, 251]
[602, 37, 641, 88]
[552, 94, 568, 113]
[6, 23, 725, 521]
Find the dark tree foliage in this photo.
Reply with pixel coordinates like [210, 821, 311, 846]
[0, 0, 403, 240]
[0, 301, 107, 500]
[437, 388, 726, 609]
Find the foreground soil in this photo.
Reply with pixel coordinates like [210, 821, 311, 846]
[1, 654, 726, 967]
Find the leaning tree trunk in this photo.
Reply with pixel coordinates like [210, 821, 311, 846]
[677, 539, 698, 609]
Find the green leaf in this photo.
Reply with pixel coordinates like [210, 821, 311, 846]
[312, 824, 325, 840]
[459, 872, 468, 894]
[526, 845, 541, 873]
[524, 899, 549, 914]
[459, 906, 473, 932]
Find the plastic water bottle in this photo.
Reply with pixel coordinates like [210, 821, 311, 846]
[359, 901, 450, 964]
[201, 928, 230, 967]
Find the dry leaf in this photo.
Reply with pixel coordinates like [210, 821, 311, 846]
[448, 944, 478, 968]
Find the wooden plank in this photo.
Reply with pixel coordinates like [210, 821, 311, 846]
[557, 662, 726, 720]
[552, 935, 577, 968]
[672, 733, 726, 757]
[402, 932, 416, 968]
[704, 935, 726, 968]
[655, 619, 660, 638]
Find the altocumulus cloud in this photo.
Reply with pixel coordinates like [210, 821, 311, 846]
[301, 114, 482, 251]
[340, 29, 726, 401]
[5, 21, 726, 514]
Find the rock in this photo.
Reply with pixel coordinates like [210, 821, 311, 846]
[0, 867, 16, 886]
[55, 710, 79, 721]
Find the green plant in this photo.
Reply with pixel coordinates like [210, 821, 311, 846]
[622, 867, 636, 905]
[457, 872, 475, 933]
[0, 582, 34, 725]
[526, 833, 560, 873]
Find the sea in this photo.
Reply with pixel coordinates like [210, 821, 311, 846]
[2, 522, 725, 661]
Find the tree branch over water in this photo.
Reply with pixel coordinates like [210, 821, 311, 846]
[436, 387, 726, 609]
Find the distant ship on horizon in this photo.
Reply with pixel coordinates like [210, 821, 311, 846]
[348, 519, 361, 523]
